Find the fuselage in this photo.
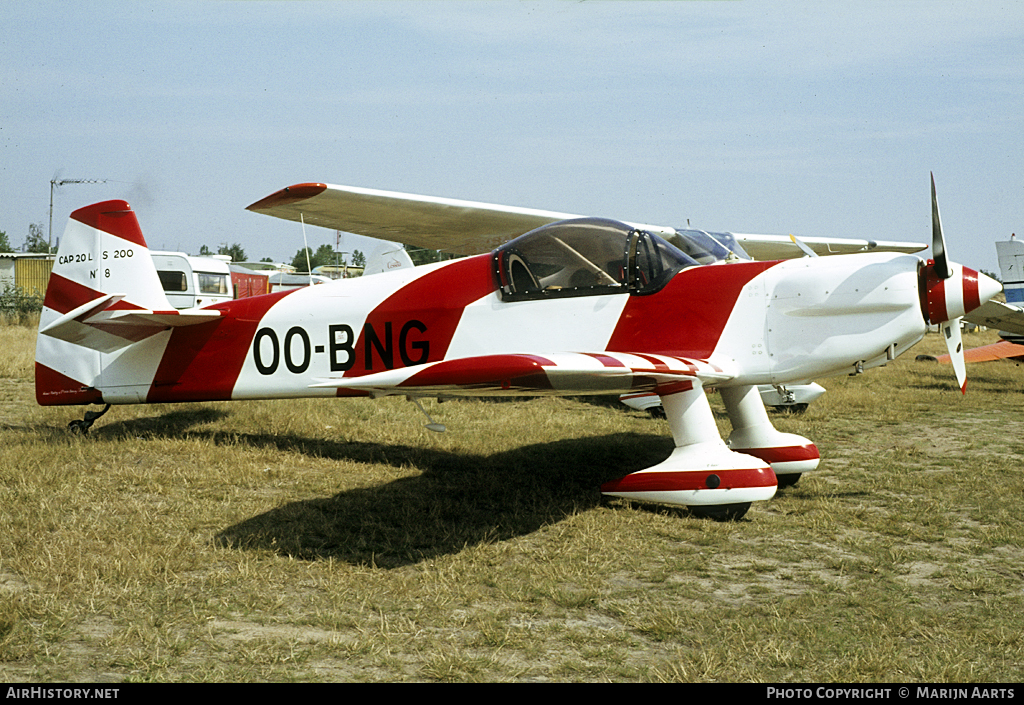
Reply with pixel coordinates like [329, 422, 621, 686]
[81, 250, 926, 405]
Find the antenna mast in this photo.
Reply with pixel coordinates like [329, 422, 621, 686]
[49, 178, 108, 252]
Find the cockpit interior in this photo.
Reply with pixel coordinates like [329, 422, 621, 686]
[492, 218, 745, 302]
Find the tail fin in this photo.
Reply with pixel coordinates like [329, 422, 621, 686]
[996, 235, 1024, 305]
[362, 242, 414, 276]
[36, 201, 216, 406]
[45, 201, 169, 311]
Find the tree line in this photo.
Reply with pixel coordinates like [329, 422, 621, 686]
[0, 224, 49, 254]
[0, 226, 369, 272]
[3, 225, 455, 272]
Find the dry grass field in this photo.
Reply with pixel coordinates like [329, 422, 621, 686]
[1, 322, 1023, 682]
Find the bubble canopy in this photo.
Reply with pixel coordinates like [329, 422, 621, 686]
[492, 218, 698, 302]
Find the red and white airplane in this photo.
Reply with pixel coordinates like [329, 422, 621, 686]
[35, 175, 999, 519]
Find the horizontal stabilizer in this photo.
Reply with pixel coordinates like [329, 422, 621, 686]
[40, 293, 126, 336]
[41, 295, 222, 353]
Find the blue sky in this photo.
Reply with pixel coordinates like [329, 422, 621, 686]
[2, 1, 1022, 273]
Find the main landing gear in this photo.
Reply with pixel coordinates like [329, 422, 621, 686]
[688, 502, 752, 521]
[601, 382, 819, 520]
[68, 404, 111, 434]
[719, 385, 818, 492]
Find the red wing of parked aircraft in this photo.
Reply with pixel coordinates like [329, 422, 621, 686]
[936, 340, 1024, 364]
[36, 176, 996, 520]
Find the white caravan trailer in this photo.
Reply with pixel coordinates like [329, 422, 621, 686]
[151, 251, 233, 309]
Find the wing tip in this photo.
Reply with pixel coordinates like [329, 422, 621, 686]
[246, 183, 328, 212]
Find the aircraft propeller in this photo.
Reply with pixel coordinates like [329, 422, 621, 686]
[931, 173, 953, 280]
[923, 173, 1000, 393]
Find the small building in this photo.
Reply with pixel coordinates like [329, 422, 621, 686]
[229, 264, 271, 299]
[0, 253, 55, 296]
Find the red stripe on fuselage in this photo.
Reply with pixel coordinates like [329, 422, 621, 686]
[583, 353, 627, 368]
[35, 362, 104, 406]
[633, 353, 670, 371]
[346, 255, 495, 378]
[607, 261, 776, 357]
[147, 290, 296, 402]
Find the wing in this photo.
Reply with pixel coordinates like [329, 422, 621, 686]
[964, 299, 1024, 339]
[247, 183, 926, 259]
[733, 233, 926, 260]
[247, 183, 591, 256]
[936, 339, 1024, 364]
[309, 352, 735, 397]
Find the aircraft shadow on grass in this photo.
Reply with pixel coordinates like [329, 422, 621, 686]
[213, 432, 676, 568]
[208, 440, 843, 568]
[95, 407, 232, 435]
[96, 407, 685, 567]
[86, 406, 874, 566]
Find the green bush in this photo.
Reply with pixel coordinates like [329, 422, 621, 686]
[0, 283, 43, 325]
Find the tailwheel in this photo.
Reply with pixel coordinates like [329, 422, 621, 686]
[688, 502, 751, 521]
[67, 404, 111, 435]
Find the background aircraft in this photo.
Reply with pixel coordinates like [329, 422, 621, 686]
[620, 383, 826, 415]
[35, 177, 997, 520]
[963, 235, 1024, 340]
[932, 234, 1024, 365]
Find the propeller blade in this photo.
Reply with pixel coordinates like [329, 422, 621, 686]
[941, 318, 967, 394]
[931, 172, 953, 279]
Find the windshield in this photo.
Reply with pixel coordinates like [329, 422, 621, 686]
[493, 218, 696, 301]
[667, 229, 739, 264]
[672, 229, 752, 261]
